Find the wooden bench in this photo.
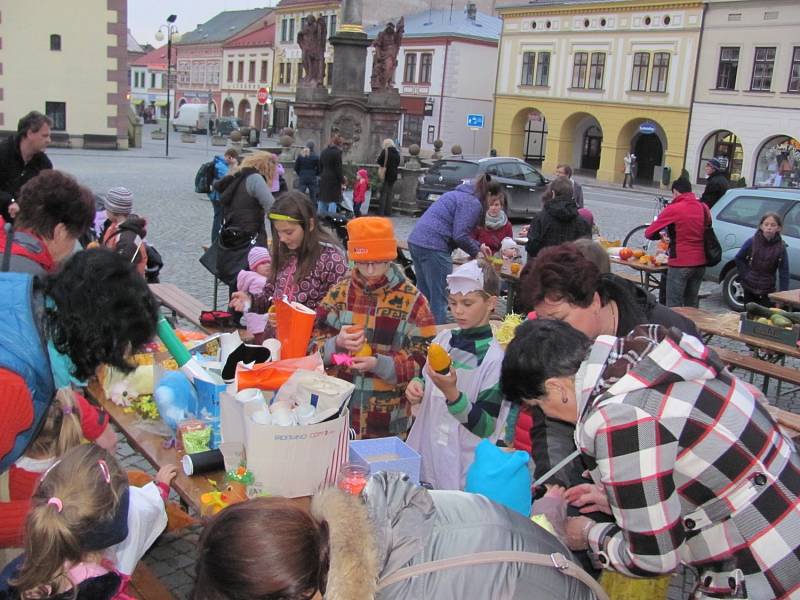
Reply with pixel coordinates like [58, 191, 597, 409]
[129, 562, 176, 600]
[82, 134, 119, 150]
[149, 283, 210, 332]
[712, 346, 800, 393]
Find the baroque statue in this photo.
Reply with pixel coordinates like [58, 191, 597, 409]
[370, 17, 404, 91]
[297, 14, 327, 87]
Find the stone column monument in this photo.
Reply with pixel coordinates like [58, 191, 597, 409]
[293, 0, 402, 165]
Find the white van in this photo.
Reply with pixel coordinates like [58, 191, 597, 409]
[172, 104, 213, 133]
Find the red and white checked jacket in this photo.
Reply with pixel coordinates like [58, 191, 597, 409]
[576, 325, 800, 599]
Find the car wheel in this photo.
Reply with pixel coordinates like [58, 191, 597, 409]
[722, 268, 745, 312]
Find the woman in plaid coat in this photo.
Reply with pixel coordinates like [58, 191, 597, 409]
[501, 319, 800, 599]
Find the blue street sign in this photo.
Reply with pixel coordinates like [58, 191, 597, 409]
[466, 114, 485, 128]
[639, 121, 657, 134]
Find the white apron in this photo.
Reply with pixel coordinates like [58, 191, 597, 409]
[406, 329, 510, 490]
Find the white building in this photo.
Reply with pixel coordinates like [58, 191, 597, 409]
[366, 4, 501, 155]
[130, 45, 173, 120]
[221, 23, 276, 129]
[685, 0, 800, 187]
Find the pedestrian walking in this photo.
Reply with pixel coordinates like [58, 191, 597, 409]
[700, 158, 729, 209]
[622, 153, 634, 188]
[294, 141, 320, 204]
[376, 139, 400, 216]
[319, 134, 345, 215]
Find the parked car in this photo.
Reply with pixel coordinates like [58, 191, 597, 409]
[705, 187, 800, 310]
[213, 117, 241, 136]
[416, 157, 549, 219]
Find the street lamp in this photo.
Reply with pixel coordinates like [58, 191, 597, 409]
[155, 14, 178, 157]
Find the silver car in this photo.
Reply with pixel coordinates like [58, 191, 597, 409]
[705, 187, 800, 310]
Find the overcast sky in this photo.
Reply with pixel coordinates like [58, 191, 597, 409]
[128, 0, 278, 48]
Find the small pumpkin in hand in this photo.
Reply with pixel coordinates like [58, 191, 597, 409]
[427, 343, 452, 375]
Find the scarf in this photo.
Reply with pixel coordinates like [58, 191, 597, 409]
[484, 210, 508, 230]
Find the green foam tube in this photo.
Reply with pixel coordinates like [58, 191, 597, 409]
[156, 317, 192, 367]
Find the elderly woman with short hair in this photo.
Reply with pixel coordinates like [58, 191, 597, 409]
[501, 319, 800, 599]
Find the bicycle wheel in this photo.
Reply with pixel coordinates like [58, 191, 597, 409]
[622, 225, 650, 250]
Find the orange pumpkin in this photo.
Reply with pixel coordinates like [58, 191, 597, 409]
[632, 249, 645, 258]
[354, 342, 373, 357]
[427, 343, 452, 374]
[510, 262, 521, 275]
[619, 248, 634, 261]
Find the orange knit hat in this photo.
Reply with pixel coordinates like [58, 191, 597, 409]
[347, 217, 397, 262]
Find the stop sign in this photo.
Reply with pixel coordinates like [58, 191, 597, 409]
[257, 87, 269, 105]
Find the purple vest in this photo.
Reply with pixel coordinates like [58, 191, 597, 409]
[741, 232, 785, 295]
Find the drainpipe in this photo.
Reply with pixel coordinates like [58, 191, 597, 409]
[682, 2, 707, 178]
[437, 40, 451, 142]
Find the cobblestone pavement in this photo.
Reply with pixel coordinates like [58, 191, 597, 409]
[53, 130, 796, 598]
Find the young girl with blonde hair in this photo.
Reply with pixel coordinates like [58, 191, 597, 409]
[0, 445, 175, 599]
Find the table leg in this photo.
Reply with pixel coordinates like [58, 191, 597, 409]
[213, 276, 219, 311]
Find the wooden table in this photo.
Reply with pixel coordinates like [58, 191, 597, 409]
[149, 283, 211, 333]
[673, 307, 800, 359]
[769, 289, 800, 310]
[609, 256, 667, 297]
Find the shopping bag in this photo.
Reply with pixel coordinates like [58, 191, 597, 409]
[236, 352, 324, 391]
[274, 298, 317, 359]
[241, 398, 351, 497]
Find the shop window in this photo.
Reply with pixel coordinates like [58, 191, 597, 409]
[631, 52, 649, 91]
[754, 136, 800, 188]
[521, 52, 535, 86]
[650, 52, 670, 92]
[45, 102, 66, 131]
[571, 52, 588, 88]
[696, 130, 743, 184]
[788, 47, 800, 93]
[716, 47, 739, 90]
[402, 115, 422, 147]
[328, 14, 337, 37]
[535, 52, 550, 86]
[750, 47, 775, 91]
[50, 34, 61, 51]
[404, 53, 417, 83]
[588, 52, 605, 89]
[419, 53, 432, 84]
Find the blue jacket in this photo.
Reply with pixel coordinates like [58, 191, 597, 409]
[408, 183, 482, 256]
[0, 273, 54, 471]
[208, 155, 230, 202]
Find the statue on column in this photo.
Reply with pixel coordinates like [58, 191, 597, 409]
[298, 14, 327, 87]
[370, 17, 404, 91]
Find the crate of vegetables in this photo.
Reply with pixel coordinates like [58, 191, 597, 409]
[740, 303, 800, 347]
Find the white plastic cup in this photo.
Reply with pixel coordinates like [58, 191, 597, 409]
[294, 404, 316, 426]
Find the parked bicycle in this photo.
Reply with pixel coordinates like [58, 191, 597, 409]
[622, 194, 670, 251]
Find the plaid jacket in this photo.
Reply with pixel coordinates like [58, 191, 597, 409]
[577, 325, 800, 599]
[312, 264, 436, 439]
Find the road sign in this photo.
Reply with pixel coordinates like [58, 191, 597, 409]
[257, 87, 269, 106]
[639, 121, 656, 134]
[466, 114, 484, 129]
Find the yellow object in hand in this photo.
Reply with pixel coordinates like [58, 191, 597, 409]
[354, 343, 373, 357]
[427, 343, 452, 375]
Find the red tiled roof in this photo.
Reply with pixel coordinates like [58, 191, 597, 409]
[225, 23, 275, 48]
[276, 0, 340, 9]
[130, 44, 171, 69]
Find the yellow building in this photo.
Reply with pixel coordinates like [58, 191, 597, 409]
[0, 0, 129, 148]
[493, 0, 704, 185]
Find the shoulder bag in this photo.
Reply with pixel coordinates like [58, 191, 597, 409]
[703, 207, 722, 267]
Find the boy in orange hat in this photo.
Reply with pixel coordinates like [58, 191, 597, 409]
[312, 217, 436, 439]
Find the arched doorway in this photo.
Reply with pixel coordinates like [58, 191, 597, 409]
[222, 98, 235, 117]
[237, 99, 251, 126]
[633, 134, 663, 184]
[581, 125, 603, 172]
[523, 109, 547, 166]
[754, 135, 800, 188]
[697, 130, 743, 184]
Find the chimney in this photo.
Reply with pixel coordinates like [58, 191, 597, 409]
[466, 2, 477, 20]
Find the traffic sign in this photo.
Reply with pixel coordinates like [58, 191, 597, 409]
[466, 114, 484, 128]
[257, 87, 269, 106]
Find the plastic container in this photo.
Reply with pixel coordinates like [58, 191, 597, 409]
[337, 463, 369, 495]
[349, 437, 421, 483]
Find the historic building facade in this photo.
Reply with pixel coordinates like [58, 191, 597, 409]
[493, 0, 703, 185]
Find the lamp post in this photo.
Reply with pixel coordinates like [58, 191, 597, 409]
[155, 14, 178, 157]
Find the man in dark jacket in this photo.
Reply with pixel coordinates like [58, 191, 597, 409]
[294, 140, 320, 204]
[0, 111, 53, 222]
[319, 134, 344, 215]
[524, 177, 591, 259]
[700, 158, 729, 209]
[377, 139, 401, 217]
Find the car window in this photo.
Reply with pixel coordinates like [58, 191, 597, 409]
[499, 162, 524, 180]
[782, 202, 800, 240]
[484, 164, 501, 176]
[428, 161, 479, 179]
[716, 195, 792, 228]
[520, 164, 543, 184]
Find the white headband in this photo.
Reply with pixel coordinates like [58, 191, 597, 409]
[447, 260, 484, 295]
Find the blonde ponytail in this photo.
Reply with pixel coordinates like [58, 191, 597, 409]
[25, 388, 83, 461]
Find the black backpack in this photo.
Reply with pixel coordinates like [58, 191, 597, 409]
[195, 161, 216, 194]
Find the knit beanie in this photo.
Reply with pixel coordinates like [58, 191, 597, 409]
[248, 246, 271, 270]
[105, 187, 134, 215]
[347, 217, 397, 262]
[500, 237, 517, 253]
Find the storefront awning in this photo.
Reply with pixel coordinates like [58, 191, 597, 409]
[154, 100, 169, 107]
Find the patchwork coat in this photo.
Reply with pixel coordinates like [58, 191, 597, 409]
[576, 325, 800, 599]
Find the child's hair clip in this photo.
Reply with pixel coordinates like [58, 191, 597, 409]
[98, 459, 112, 484]
[47, 497, 63, 512]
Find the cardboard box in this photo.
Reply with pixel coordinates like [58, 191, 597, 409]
[349, 437, 421, 483]
[739, 314, 800, 347]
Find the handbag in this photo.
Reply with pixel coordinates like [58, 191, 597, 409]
[199, 225, 258, 287]
[703, 209, 722, 267]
